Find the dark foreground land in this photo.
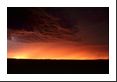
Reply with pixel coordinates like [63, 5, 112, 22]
[7, 59, 109, 74]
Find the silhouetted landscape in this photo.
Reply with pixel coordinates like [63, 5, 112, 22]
[7, 59, 109, 74]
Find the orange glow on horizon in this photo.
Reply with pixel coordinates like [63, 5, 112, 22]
[12, 55, 28, 59]
[7, 42, 109, 60]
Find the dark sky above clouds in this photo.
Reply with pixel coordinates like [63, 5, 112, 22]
[7, 7, 109, 60]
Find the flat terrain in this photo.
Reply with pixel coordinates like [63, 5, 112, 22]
[7, 59, 109, 74]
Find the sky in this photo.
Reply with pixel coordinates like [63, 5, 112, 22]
[7, 7, 109, 60]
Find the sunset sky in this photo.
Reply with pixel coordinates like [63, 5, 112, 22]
[7, 7, 109, 60]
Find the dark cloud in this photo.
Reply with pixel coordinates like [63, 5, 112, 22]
[7, 7, 108, 45]
[7, 7, 80, 43]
